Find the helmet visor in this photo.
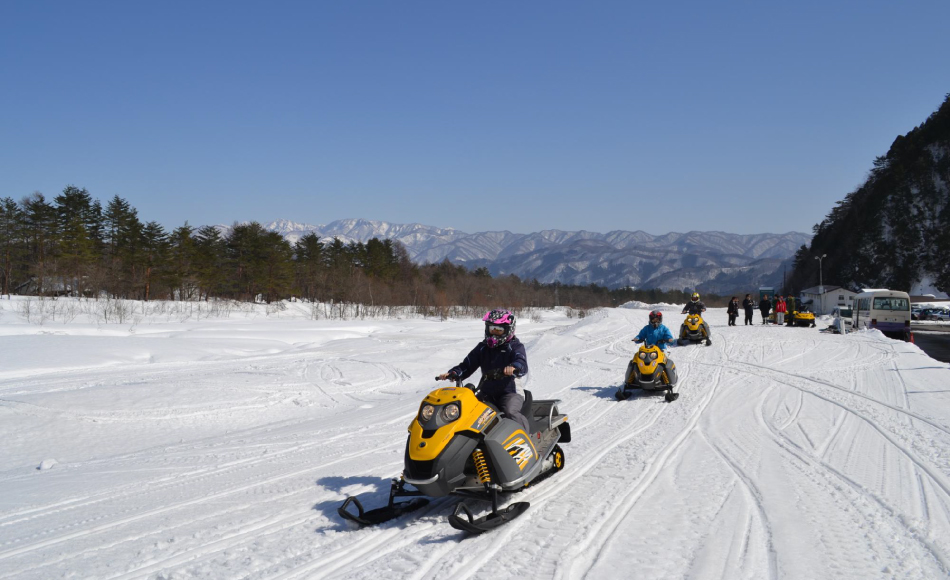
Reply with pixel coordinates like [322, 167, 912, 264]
[487, 325, 507, 336]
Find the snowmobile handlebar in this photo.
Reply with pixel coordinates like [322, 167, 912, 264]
[482, 368, 511, 381]
[436, 374, 464, 387]
[437, 367, 521, 390]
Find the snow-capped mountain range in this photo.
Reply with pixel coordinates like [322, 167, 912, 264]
[244, 219, 810, 292]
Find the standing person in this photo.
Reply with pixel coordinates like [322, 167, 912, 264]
[786, 295, 797, 326]
[759, 295, 772, 324]
[742, 294, 755, 325]
[727, 296, 739, 326]
[775, 295, 787, 326]
[438, 309, 530, 434]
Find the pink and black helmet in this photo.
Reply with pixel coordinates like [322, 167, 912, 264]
[483, 309, 516, 348]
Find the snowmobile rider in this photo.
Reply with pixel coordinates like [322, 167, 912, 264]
[634, 310, 675, 351]
[681, 292, 712, 339]
[629, 310, 675, 384]
[438, 309, 531, 434]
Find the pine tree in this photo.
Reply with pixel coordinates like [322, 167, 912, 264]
[21, 192, 58, 295]
[141, 221, 169, 301]
[194, 225, 226, 300]
[168, 223, 197, 300]
[0, 198, 26, 296]
[293, 233, 325, 302]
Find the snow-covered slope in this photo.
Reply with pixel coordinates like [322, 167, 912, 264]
[2, 299, 949, 579]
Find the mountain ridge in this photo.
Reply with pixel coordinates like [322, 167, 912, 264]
[232, 218, 811, 292]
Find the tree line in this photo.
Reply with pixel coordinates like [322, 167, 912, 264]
[0, 186, 727, 313]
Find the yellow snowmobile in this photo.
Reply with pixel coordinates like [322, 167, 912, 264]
[616, 341, 679, 402]
[678, 314, 712, 346]
[338, 370, 570, 534]
[789, 309, 817, 327]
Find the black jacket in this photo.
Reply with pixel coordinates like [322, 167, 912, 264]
[682, 301, 707, 315]
[727, 301, 739, 315]
[449, 337, 527, 396]
[743, 298, 754, 312]
[759, 299, 772, 313]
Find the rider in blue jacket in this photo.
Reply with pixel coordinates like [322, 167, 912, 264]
[634, 311, 675, 350]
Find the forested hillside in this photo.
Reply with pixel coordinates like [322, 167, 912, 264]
[789, 94, 950, 294]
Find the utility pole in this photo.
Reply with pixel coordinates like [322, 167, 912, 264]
[814, 253, 827, 314]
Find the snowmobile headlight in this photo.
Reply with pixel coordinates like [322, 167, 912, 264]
[690, 317, 698, 323]
[639, 352, 647, 360]
[440, 402, 461, 422]
[419, 404, 436, 422]
[649, 352, 658, 360]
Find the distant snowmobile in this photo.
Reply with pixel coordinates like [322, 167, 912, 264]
[679, 313, 712, 346]
[338, 370, 570, 534]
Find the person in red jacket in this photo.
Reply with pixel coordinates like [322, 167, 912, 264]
[775, 295, 787, 325]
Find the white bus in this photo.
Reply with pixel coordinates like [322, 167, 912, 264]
[851, 289, 912, 341]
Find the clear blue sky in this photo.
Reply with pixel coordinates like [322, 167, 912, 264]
[1, 1, 947, 236]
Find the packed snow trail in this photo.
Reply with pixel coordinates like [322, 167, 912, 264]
[1, 299, 950, 579]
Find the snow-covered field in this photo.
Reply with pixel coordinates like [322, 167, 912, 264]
[2, 298, 950, 579]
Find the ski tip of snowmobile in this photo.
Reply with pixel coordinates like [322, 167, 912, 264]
[448, 501, 531, 535]
[338, 496, 429, 527]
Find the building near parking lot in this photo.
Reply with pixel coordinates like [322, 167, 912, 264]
[801, 286, 857, 315]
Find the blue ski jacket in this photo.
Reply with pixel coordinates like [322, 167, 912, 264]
[448, 337, 527, 396]
[634, 324, 674, 351]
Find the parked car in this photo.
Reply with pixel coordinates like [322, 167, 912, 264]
[928, 309, 949, 321]
[919, 307, 950, 321]
[911, 307, 923, 321]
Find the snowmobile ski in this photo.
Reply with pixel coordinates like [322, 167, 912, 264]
[448, 501, 530, 535]
[338, 496, 429, 527]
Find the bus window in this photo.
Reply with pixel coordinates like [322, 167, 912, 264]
[873, 297, 909, 311]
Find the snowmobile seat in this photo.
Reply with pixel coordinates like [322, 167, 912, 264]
[520, 390, 540, 434]
[527, 397, 569, 437]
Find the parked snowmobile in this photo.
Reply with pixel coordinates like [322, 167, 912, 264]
[679, 314, 712, 346]
[789, 304, 817, 327]
[338, 370, 570, 534]
[616, 340, 679, 402]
